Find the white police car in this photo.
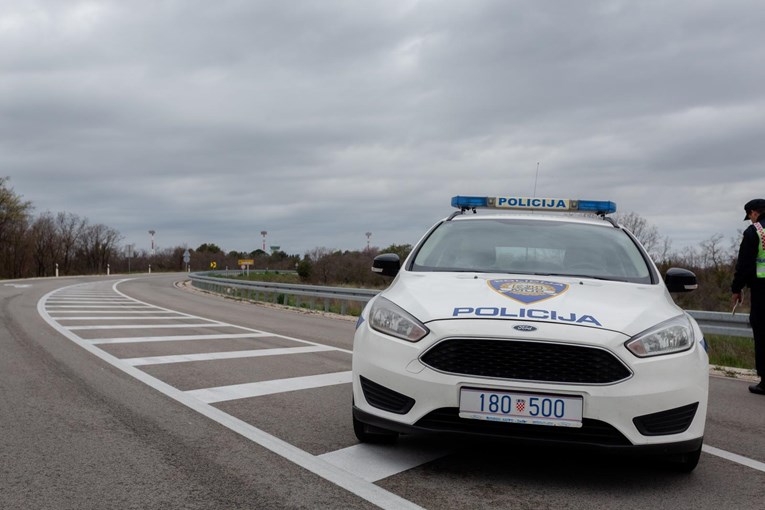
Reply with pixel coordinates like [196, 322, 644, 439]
[352, 196, 708, 471]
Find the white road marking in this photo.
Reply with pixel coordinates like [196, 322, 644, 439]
[319, 442, 450, 482]
[186, 371, 353, 403]
[46, 305, 154, 309]
[51, 316, 202, 321]
[44, 280, 765, 507]
[703, 444, 765, 472]
[88, 332, 271, 345]
[46, 299, 133, 303]
[124, 345, 337, 366]
[48, 310, 181, 314]
[38, 280, 424, 510]
[67, 323, 228, 330]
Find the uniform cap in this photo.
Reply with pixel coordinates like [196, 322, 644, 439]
[744, 198, 765, 220]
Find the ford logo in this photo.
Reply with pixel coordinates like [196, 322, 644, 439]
[513, 325, 537, 332]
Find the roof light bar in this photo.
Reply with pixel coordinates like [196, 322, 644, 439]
[450, 196, 617, 215]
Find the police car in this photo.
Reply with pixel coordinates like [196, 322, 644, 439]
[351, 195, 708, 471]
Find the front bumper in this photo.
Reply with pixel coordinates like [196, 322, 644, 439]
[352, 406, 704, 455]
[352, 319, 708, 450]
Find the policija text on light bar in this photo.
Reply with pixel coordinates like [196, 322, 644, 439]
[450, 196, 617, 215]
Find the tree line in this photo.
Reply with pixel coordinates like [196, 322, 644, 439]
[0, 177, 744, 312]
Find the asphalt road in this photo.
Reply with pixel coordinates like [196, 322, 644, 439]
[1, 273, 764, 509]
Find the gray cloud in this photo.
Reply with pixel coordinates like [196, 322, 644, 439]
[3, 0, 764, 256]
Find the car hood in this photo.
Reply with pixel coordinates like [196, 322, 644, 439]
[380, 272, 683, 336]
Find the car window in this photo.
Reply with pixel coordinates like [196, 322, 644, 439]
[410, 218, 653, 283]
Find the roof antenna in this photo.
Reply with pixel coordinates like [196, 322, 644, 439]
[533, 162, 540, 197]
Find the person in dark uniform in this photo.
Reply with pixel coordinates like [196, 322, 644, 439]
[731, 198, 765, 394]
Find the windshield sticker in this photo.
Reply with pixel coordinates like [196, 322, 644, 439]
[488, 279, 569, 304]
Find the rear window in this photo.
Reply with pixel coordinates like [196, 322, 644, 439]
[410, 218, 653, 283]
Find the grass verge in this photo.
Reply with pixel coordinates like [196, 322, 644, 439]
[705, 334, 755, 370]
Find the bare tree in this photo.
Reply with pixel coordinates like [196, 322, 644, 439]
[699, 233, 731, 270]
[304, 247, 335, 284]
[79, 223, 122, 273]
[614, 211, 666, 261]
[55, 212, 86, 275]
[30, 212, 58, 276]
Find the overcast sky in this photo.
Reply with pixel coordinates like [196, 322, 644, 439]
[3, 0, 764, 257]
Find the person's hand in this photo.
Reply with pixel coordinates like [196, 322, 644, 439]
[732, 292, 743, 307]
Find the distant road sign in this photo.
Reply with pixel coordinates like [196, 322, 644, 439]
[210, 261, 217, 269]
[238, 259, 254, 266]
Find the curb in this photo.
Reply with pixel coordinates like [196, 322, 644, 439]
[709, 365, 758, 382]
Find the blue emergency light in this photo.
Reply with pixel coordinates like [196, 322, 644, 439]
[451, 195, 617, 215]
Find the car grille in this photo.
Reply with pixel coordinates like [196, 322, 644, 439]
[360, 376, 415, 414]
[416, 408, 631, 446]
[632, 403, 699, 436]
[420, 338, 631, 384]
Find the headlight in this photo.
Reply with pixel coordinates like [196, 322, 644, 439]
[625, 315, 694, 357]
[368, 297, 429, 342]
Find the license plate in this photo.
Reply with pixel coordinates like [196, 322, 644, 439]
[459, 388, 583, 428]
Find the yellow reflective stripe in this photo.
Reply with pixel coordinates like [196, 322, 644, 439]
[755, 223, 765, 278]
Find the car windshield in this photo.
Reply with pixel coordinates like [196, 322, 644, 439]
[410, 218, 654, 283]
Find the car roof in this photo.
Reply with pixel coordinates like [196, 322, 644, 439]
[445, 212, 619, 228]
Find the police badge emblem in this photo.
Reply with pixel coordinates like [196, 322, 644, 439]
[488, 278, 569, 304]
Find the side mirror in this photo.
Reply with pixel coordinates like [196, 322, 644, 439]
[372, 253, 401, 277]
[665, 267, 698, 293]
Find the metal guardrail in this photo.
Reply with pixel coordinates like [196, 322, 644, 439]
[686, 310, 752, 338]
[188, 273, 753, 338]
[189, 272, 378, 315]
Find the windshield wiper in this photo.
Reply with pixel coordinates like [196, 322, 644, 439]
[535, 272, 629, 283]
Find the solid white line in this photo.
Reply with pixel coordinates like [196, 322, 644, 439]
[703, 444, 765, 472]
[319, 442, 450, 482]
[186, 371, 353, 403]
[89, 333, 271, 345]
[124, 345, 337, 366]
